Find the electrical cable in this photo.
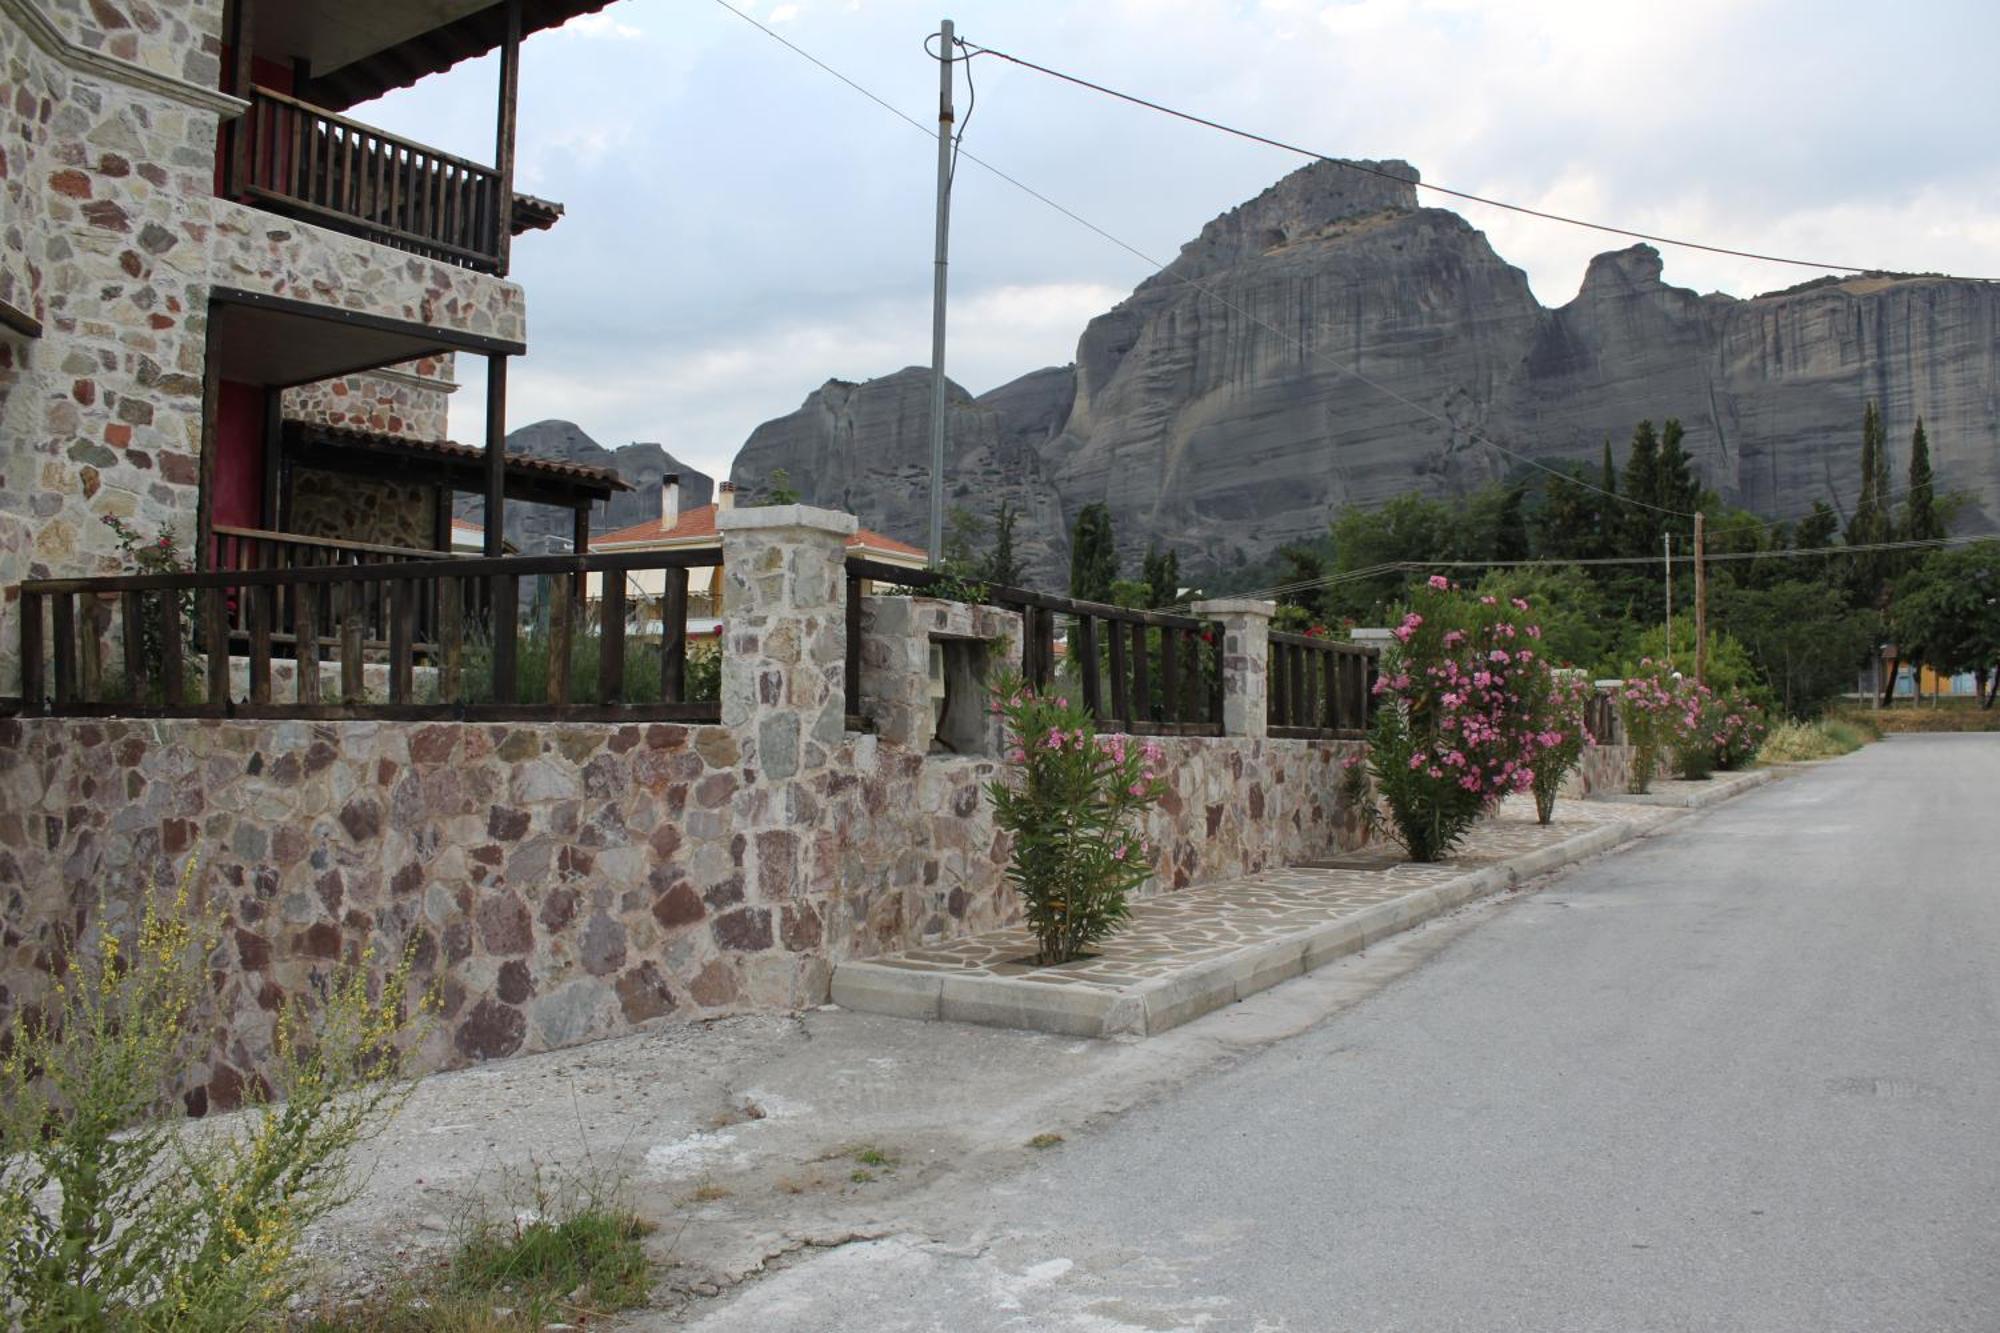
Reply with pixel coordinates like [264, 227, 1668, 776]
[712, 1, 1976, 543]
[958, 40, 2000, 284]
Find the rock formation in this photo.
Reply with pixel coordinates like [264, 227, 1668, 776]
[457, 419, 714, 553]
[730, 158, 2000, 582]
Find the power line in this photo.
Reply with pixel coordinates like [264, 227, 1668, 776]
[711, 3, 1964, 542]
[959, 41, 2000, 285]
[1210, 531, 1999, 607]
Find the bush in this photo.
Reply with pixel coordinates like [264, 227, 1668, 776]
[1525, 669, 1597, 825]
[986, 675, 1168, 963]
[1757, 719, 1871, 763]
[1711, 691, 1769, 771]
[1618, 660, 1698, 793]
[1363, 578, 1551, 860]
[1, 859, 430, 1329]
[1674, 681, 1720, 780]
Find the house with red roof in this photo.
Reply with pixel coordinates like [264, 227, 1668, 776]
[589, 478, 927, 634]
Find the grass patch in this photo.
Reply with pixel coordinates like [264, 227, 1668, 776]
[849, 1169, 875, 1184]
[849, 1145, 896, 1169]
[1834, 703, 2000, 733]
[1026, 1132, 1065, 1150]
[447, 1206, 653, 1318]
[1758, 719, 1874, 763]
[681, 1182, 731, 1205]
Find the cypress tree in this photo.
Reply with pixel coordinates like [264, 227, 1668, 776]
[1597, 438, 1619, 557]
[1069, 503, 1119, 603]
[1141, 544, 1180, 609]
[1622, 420, 1662, 553]
[1905, 417, 1943, 542]
[983, 500, 1024, 586]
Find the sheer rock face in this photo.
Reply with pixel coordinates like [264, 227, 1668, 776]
[730, 369, 1073, 576]
[729, 157, 2000, 581]
[456, 420, 715, 553]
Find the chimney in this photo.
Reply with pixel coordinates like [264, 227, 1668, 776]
[717, 481, 736, 512]
[660, 473, 680, 527]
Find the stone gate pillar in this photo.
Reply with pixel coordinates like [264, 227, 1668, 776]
[1192, 598, 1276, 739]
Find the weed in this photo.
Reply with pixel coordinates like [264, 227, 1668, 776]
[1027, 1133, 1065, 1150]
[850, 1145, 895, 1169]
[1, 858, 432, 1329]
[849, 1170, 874, 1184]
[682, 1183, 730, 1204]
[1758, 719, 1872, 763]
[440, 1160, 655, 1325]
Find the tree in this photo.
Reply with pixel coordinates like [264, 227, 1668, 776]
[1492, 486, 1531, 563]
[1846, 400, 1898, 606]
[1621, 419, 1663, 553]
[762, 468, 802, 505]
[1714, 579, 1877, 716]
[940, 505, 986, 577]
[1904, 417, 1943, 543]
[982, 500, 1025, 587]
[1889, 542, 2000, 703]
[1140, 544, 1181, 609]
[1068, 503, 1118, 603]
[1535, 466, 1601, 562]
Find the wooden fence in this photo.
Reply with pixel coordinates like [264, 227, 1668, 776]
[227, 86, 507, 273]
[16, 549, 714, 722]
[1268, 631, 1376, 739]
[844, 560, 1226, 736]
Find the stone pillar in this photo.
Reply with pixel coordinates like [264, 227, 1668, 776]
[1193, 598, 1276, 739]
[717, 504, 857, 766]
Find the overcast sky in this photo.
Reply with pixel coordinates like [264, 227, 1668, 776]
[354, 0, 2000, 482]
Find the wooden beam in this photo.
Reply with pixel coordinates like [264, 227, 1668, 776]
[484, 353, 507, 557]
[0, 296, 39, 339]
[224, 0, 256, 197]
[260, 385, 283, 530]
[493, 0, 522, 277]
[195, 315, 222, 569]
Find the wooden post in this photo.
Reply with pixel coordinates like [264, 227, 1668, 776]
[388, 580, 413, 703]
[225, 0, 256, 197]
[842, 571, 860, 719]
[339, 586, 364, 704]
[159, 592, 184, 706]
[546, 573, 571, 706]
[248, 584, 272, 704]
[484, 353, 508, 557]
[438, 578, 464, 704]
[204, 587, 228, 706]
[295, 581, 320, 704]
[50, 593, 75, 709]
[597, 574, 625, 705]
[19, 590, 44, 708]
[492, 0, 522, 275]
[1107, 616, 1129, 726]
[663, 567, 688, 704]
[490, 574, 518, 704]
[120, 590, 145, 701]
[1693, 511, 1708, 686]
[1075, 615, 1101, 718]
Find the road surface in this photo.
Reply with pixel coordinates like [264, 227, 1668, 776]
[686, 735, 2000, 1331]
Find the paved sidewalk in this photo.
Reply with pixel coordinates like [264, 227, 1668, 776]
[833, 770, 1775, 1039]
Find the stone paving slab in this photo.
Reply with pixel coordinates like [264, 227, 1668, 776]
[831, 771, 1780, 1039]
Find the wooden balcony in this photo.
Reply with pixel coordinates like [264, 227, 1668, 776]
[226, 86, 509, 274]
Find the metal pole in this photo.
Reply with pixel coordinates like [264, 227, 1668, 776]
[926, 18, 955, 567]
[1664, 532, 1672, 667]
[1693, 511, 1707, 686]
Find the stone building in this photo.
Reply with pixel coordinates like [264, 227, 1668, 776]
[0, 0, 625, 692]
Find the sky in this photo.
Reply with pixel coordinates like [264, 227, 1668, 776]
[352, 0, 2000, 484]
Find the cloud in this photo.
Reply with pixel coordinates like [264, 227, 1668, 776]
[409, 0, 2000, 481]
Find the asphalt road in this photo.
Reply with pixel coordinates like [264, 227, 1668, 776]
[689, 735, 2000, 1332]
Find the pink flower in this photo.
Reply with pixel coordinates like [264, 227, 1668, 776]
[1113, 844, 1128, 861]
[1128, 782, 1146, 796]
[1480, 595, 1498, 606]
[1427, 575, 1451, 591]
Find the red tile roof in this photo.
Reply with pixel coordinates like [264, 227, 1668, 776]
[596, 503, 925, 559]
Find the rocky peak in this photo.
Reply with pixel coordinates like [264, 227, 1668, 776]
[1575, 244, 1672, 298]
[1164, 158, 1421, 280]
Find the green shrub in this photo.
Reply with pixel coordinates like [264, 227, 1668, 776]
[1, 859, 430, 1329]
[1757, 719, 1871, 763]
[986, 674, 1168, 963]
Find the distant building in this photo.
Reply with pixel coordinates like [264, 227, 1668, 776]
[589, 479, 927, 634]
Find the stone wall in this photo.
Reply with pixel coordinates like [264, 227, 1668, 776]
[0, 0, 524, 695]
[0, 511, 1372, 1105]
[282, 355, 456, 444]
[288, 468, 435, 551]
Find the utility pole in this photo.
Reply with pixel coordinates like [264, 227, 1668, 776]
[926, 18, 955, 567]
[1664, 532, 1672, 669]
[1693, 512, 1708, 686]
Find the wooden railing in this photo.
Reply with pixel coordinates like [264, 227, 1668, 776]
[1267, 632, 1377, 739]
[213, 525, 476, 659]
[845, 560, 1225, 736]
[1584, 684, 1621, 745]
[17, 549, 716, 722]
[227, 86, 506, 273]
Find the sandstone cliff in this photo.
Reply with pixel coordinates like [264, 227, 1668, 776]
[730, 158, 2000, 581]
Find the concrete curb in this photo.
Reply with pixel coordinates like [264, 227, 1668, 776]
[831, 768, 1783, 1040]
